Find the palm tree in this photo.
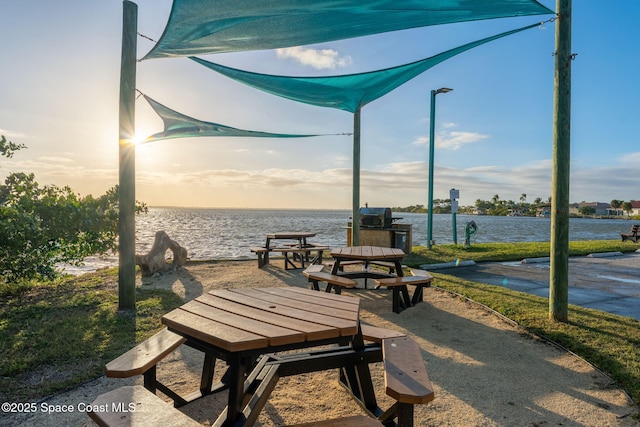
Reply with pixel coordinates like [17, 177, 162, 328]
[610, 199, 622, 216]
[520, 193, 527, 204]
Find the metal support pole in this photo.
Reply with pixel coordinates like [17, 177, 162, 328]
[452, 212, 458, 244]
[549, 0, 571, 322]
[351, 108, 361, 246]
[118, 0, 137, 311]
[427, 88, 451, 249]
[427, 91, 436, 249]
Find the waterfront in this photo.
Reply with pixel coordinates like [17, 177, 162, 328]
[68, 207, 634, 274]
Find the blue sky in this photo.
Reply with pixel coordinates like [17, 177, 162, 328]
[2, 1, 639, 209]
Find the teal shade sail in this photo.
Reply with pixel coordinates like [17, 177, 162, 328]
[141, 95, 323, 143]
[143, 0, 553, 59]
[190, 23, 539, 113]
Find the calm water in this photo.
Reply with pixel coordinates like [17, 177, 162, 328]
[69, 207, 631, 274]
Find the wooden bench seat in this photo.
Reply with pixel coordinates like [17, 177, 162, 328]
[360, 324, 406, 343]
[373, 269, 433, 313]
[105, 328, 186, 392]
[304, 270, 358, 294]
[250, 246, 269, 267]
[380, 336, 434, 426]
[87, 385, 201, 427]
[621, 224, 640, 243]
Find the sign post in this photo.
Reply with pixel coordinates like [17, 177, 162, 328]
[450, 188, 459, 244]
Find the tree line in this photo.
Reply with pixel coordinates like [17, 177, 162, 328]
[394, 193, 637, 217]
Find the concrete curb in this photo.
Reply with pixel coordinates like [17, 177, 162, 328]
[521, 257, 550, 264]
[586, 251, 624, 258]
[420, 260, 476, 270]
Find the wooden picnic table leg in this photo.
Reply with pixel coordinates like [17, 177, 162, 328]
[264, 238, 271, 265]
[200, 351, 216, 395]
[221, 354, 247, 427]
[394, 259, 404, 277]
[339, 324, 378, 412]
[331, 259, 341, 275]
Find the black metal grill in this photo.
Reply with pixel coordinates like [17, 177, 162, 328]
[359, 207, 400, 229]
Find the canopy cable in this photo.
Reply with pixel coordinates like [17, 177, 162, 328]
[137, 32, 157, 43]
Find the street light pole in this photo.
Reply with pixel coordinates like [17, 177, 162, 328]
[427, 87, 452, 249]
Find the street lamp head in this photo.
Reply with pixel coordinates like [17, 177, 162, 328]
[434, 87, 453, 95]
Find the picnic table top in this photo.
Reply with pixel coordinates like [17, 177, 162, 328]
[162, 287, 360, 353]
[331, 245, 405, 261]
[266, 232, 316, 239]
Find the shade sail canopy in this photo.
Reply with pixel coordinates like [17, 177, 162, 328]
[141, 94, 323, 142]
[143, 0, 553, 59]
[190, 23, 538, 113]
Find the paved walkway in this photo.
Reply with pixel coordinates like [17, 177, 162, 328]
[432, 251, 640, 320]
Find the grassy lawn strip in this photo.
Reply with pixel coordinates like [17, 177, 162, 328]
[433, 273, 640, 405]
[404, 240, 639, 265]
[0, 269, 184, 402]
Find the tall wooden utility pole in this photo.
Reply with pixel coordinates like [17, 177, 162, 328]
[118, 1, 137, 310]
[549, 0, 572, 322]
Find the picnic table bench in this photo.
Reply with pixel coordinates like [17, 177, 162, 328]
[621, 224, 640, 243]
[374, 269, 434, 313]
[103, 328, 216, 406]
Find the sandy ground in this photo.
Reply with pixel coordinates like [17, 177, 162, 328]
[5, 259, 639, 427]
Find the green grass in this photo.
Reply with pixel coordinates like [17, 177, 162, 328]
[0, 269, 184, 401]
[403, 239, 639, 266]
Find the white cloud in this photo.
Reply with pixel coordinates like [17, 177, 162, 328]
[276, 47, 352, 70]
[618, 152, 640, 163]
[37, 156, 73, 163]
[412, 129, 489, 150]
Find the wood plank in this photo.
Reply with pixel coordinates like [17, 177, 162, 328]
[197, 294, 339, 341]
[88, 385, 201, 427]
[247, 288, 359, 320]
[383, 337, 435, 404]
[105, 328, 186, 378]
[375, 276, 433, 287]
[285, 286, 360, 306]
[210, 289, 357, 335]
[180, 300, 305, 347]
[411, 269, 433, 278]
[262, 287, 359, 311]
[162, 309, 267, 352]
[360, 324, 406, 343]
[304, 272, 358, 288]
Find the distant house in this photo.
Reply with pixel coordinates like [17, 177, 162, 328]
[606, 200, 640, 216]
[569, 202, 611, 216]
[536, 206, 551, 217]
[474, 207, 487, 215]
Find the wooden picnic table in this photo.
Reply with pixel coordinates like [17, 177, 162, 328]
[259, 232, 327, 269]
[330, 246, 406, 286]
[161, 287, 381, 426]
